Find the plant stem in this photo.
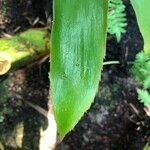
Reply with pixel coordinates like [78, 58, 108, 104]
[103, 61, 120, 65]
[0, 28, 50, 75]
[39, 99, 57, 150]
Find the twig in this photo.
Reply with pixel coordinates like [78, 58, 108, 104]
[129, 103, 141, 118]
[24, 100, 47, 117]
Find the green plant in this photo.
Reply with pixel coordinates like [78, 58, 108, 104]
[50, 0, 150, 137]
[108, 0, 127, 42]
[131, 0, 150, 107]
[144, 144, 150, 150]
[50, 0, 108, 138]
[0, 29, 49, 75]
[132, 52, 150, 106]
[131, 0, 150, 56]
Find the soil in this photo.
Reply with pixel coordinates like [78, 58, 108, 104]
[0, 0, 150, 150]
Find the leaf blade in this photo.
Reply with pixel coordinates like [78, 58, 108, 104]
[51, 0, 108, 138]
[131, 0, 150, 55]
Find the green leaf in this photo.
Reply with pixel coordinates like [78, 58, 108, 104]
[144, 144, 150, 150]
[131, 0, 150, 56]
[51, 1, 108, 138]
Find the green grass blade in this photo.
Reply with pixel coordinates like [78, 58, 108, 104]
[51, 0, 108, 138]
[131, 0, 150, 56]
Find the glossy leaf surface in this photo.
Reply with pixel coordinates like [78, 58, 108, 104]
[131, 0, 150, 55]
[51, 0, 108, 138]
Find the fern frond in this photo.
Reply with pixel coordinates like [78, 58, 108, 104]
[132, 52, 150, 88]
[144, 78, 150, 89]
[132, 52, 150, 107]
[108, 0, 127, 42]
[137, 89, 150, 106]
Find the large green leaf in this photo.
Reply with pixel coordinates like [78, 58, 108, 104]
[131, 0, 150, 55]
[51, 0, 108, 138]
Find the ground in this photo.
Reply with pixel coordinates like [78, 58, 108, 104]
[0, 0, 150, 150]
